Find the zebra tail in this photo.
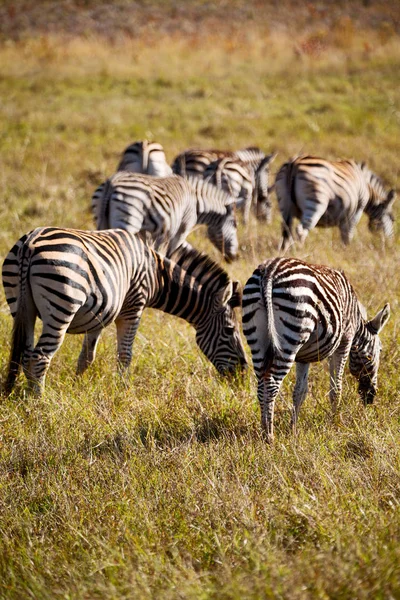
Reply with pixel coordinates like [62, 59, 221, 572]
[5, 243, 32, 395]
[97, 179, 113, 230]
[260, 260, 282, 372]
[176, 154, 187, 177]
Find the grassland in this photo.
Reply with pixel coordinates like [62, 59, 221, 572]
[0, 5, 400, 598]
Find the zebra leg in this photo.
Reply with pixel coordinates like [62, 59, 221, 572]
[295, 222, 310, 245]
[291, 362, 310, 435]
[260, 373, 281, 443]
[339, 209, 363, 245]
[76, 331, 102, 376]
[242, 190, 252, 225]
[280, 219, 293, 252]
[115, 315, 143, 371]
[297, 202, 327, 244]
[25, 324, 70, 395]
[329, 341, 351, 413]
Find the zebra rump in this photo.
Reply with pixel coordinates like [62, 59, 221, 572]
[117, 140, 172, 176]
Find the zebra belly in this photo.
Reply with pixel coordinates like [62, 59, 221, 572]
[296, 328, 341, 363]
[67, 303, 121, 334]
[316, 197, 348, 227]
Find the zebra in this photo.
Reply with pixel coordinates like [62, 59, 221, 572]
[117, 140, 172, 176]
[2, 227, 247, 396]
[242, 257, 390, 442]
[275, 155, 396, 250]
[91, 172, 239, 261]
[203, 157, 254, 224]
[171, 147, 277, 222]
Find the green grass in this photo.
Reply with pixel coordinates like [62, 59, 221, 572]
[0, 23, 400, 599]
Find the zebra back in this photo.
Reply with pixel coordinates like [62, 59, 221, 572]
[171, 148, 230, 177]
[117, 140, 172, 176]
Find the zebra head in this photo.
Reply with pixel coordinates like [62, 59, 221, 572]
[255, 152, 277, 222]
[195, 280, 248, 375]
[349, 303, 390, 405]
[367, 189, 396, 237]
[207, 203, 239, 262]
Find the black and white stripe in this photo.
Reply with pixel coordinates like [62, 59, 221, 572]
[275, 155, 396, 250]
[117, 140, 172, 176]
[91, 172, 239, 261]
[172, 146, 276, 222]
[242, 257, 390, 441]
[2, 227, 247, 395]
[203, 157, 254, 224]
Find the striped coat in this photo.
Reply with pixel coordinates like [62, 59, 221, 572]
[2, 227, 247, 395]
[172, 147, 276, 222]
[275, 155, 396, 249]
[91, 172, 239, 261]
[203, 157, 254, 224]
[117, 140, 172, 176]
[242, 257, 390, 442]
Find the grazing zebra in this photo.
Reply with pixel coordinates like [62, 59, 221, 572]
[242, 257, 390, 442]
[203, 157, 254, 224]
[91, 172, 239, 261]
[2, 227, 247, 396]
[172, 147, 277, 222]
[275, 155, 396, 250]
[117, 140, 172, 176]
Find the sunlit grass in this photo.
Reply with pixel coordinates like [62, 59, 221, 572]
[0, 20, 399, 599]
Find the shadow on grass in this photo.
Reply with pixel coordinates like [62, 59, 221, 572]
[78, 413, 256, 460]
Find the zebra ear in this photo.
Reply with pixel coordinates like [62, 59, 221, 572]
[228, 280, 242, 308]
[358, 300, 368, 320]
[385, 189, 396, 209]
[259, 152, 278, 171]
[267, 151, 278, 165]
[217, 281, 233, 307]
[368, 303, 390, 334]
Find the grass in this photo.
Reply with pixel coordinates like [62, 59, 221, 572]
[0, 10, 400, 599]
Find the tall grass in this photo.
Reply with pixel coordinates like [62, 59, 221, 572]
[0, 20, 399, 599]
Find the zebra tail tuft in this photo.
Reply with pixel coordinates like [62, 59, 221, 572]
[97, 179, 113, 230]
[4, 241, 33, 395]
[5, 308, 27, 395]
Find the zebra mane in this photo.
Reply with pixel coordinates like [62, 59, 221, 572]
[169, 245, 230, 290]
[235, 146, 265, 162]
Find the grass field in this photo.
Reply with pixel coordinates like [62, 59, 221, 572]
[0, 5, 400, 598]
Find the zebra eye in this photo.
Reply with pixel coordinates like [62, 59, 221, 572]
[224, 325, 235, 335]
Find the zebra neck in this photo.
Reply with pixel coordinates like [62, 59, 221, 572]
[351, 311, 371, 347]
[189, 178, 227, 222]
[360, 167, 386, 208]
[147, 253, 205, 327]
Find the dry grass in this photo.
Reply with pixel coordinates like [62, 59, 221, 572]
[0, 8, 400, 599]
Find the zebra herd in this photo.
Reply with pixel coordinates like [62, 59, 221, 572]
[2, 139, 395, 441]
